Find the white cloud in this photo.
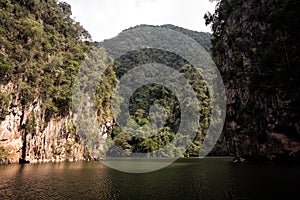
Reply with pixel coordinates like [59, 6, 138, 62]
[134, 0, 158, 7]
[63, 0, 217, 41]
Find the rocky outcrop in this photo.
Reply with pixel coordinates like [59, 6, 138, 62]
[0, 83, 85, 164]
[209, 0, 300, 162]
[0, 84, 117, 164]
[0, 0, 95, 164]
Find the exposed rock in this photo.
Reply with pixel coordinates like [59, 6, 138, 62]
[259, 133, 300, 161]
[210, 0, 300, 162]
[0, 0, 93, 164]
[0, 83, 85, 163]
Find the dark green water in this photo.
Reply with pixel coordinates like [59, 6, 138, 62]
[0, 158, 299, 200]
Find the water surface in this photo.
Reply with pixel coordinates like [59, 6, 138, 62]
[0, 158, 299, 200]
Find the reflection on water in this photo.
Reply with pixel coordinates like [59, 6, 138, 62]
[0, 158, 299, 200]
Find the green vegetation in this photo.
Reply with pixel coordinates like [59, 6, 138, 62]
[0, 0, 218, 159]
[96, 29, 212, 157]
[75, 25, 213, 157]
[0, 90, 11, 121]
[0, 0, 92, 120]
[205, 0, 300, 160]
[0, 146, 10, 162]
[0, 0, 92, 160]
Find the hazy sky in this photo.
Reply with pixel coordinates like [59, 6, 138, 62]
[62, 0, 217, 42]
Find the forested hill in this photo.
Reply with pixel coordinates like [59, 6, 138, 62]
[121, 24, 212, 53]
[206, 0, 300, 162]
[0, 0, 92, 163]
[2, 0, 299, 164]
[0, 0, 213, 163]
[77, 24, 214, 158]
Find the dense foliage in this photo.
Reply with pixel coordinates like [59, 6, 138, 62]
[75, 25, 213, 157]
[0, 0, 92, 121]
[109, 48, 211, 157]
[0, 0, 220, 159]
[0, 0, 92, 161]
[205, 0, 300, 161]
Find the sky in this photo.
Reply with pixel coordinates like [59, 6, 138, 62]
[62, 0, 218, 42]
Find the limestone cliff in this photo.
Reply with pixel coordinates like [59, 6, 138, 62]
[0, 82, 85, 164]
[206, 0, 300, 162]
[0, 0, 92, 164]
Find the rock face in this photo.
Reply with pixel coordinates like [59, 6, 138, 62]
[0, 0, 92, 164]
[0, 82, 117, 164]
[209, 0, 300, 162]
[0, 83, 84, 164]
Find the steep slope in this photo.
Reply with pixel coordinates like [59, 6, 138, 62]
[0, 0, 92, 163]
[206, 0, 300, 162]
[92, 25, 214, 157]
[0, 3, 216, 162]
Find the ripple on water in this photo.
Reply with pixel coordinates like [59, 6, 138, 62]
[0, 158, 299, 200]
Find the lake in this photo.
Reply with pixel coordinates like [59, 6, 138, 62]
[0, 158, 299, 200]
